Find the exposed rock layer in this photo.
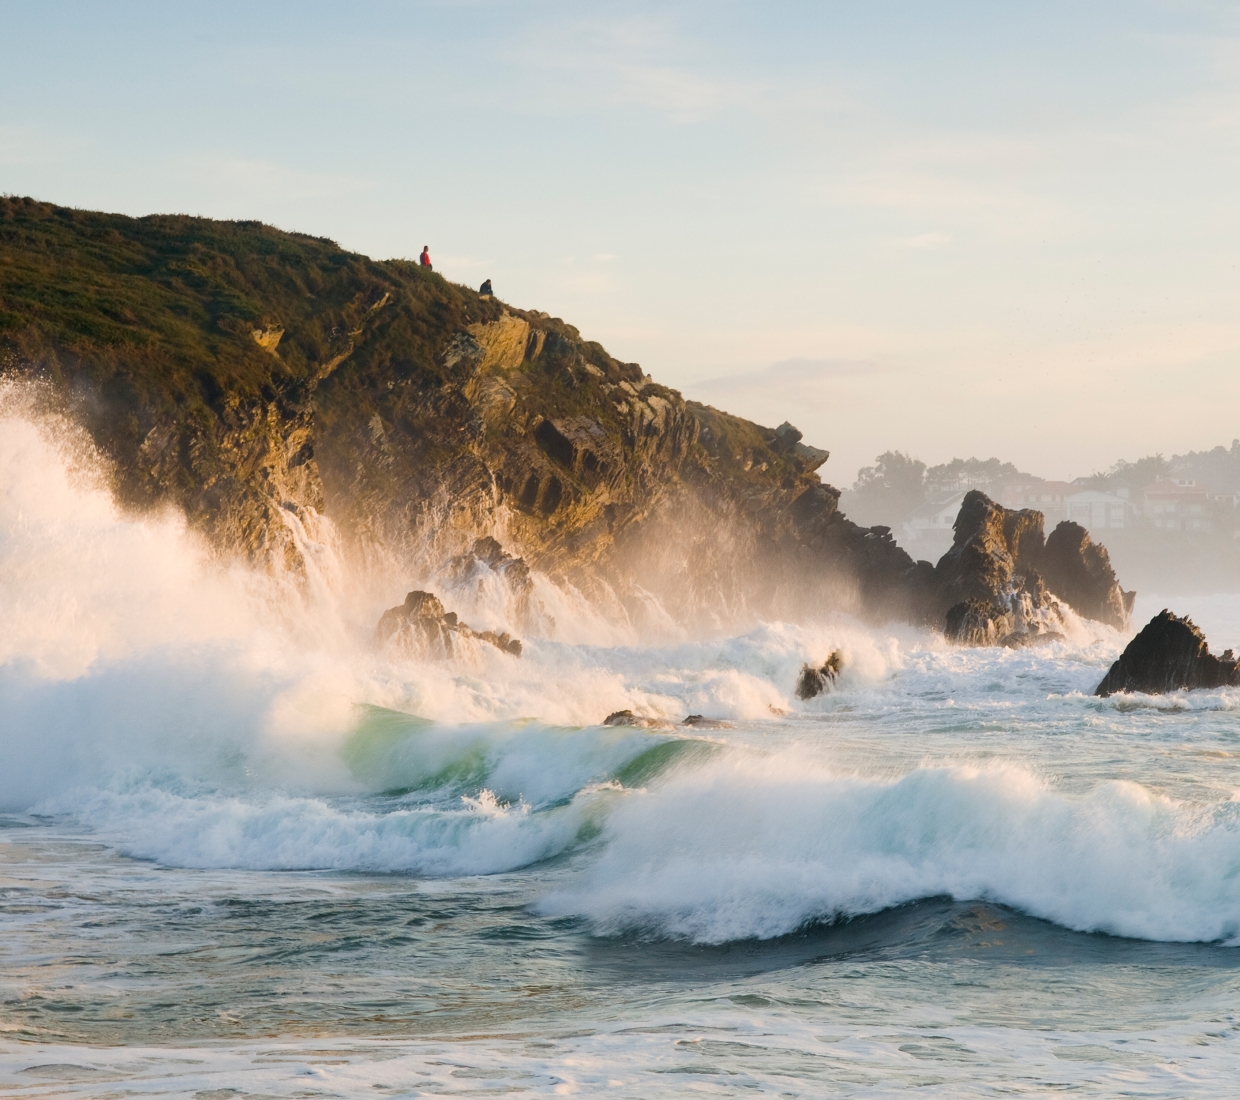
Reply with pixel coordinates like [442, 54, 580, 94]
[1094, 610, 1239, 696]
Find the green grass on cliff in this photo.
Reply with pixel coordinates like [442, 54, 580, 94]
[0, 197, 480, 406]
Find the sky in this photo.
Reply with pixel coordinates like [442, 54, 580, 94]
[3, 1, 1239, 485]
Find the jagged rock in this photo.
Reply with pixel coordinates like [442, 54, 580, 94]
[1041, 521, 1135, 630]
[796, 650, 843, 700]
[1094, 610, 1240, 696]
[682, 714, 733, 728]
[945, 599, 1014, 646]
[932, 491, 1133, 645]
[602, 710, 675, 729]
[376, 590, 522, 659]
[935, 491, 1044, 610]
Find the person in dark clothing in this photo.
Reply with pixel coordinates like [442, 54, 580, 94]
[479, 278, 493, 296]
[419, 246, 431, 269]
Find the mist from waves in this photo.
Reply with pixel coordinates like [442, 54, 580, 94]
[4, 382, 1240, 952]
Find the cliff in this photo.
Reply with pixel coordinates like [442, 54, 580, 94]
[2, 197, 938, 628]
[0, 198, 1130, 636]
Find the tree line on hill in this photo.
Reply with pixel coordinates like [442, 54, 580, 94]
[842, 441, 1240, 531]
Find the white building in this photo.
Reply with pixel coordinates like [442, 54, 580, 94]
[1063, 489, 1132, 531]
[902, 491, 967, 558]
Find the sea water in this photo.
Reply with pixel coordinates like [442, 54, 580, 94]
[2, 390, 1240, 1098]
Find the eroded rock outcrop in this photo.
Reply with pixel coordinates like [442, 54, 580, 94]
[1042, 521, 1135, 630]
[796, 651, 843, 700]
[933, 491, 1132, 645]
[936, 491, 1064, 645]
[1094, 610, 1239, 696]
[376, 590, 522, 659]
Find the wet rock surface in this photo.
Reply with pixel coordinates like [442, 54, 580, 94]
[934, 491, 1133, 645]
[1041, 521, 1135, 630]
[376, 590, 522, 659]
[796, 651, 843, 700]
[1095, 610, 1240, 696]
[601, 710, 675, 729]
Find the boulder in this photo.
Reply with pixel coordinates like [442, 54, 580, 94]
[796, 650, 843, 700]
[945, 598, 1014, 647]
[602, 710, 675, 729]
[376, 590, 522, 659]
[1041, 521, 1134, 630]
[1095, 610, 1240, 696]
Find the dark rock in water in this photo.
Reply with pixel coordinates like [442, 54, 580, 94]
[933, 491, 1133, 646]
[796, 650, 843, 700]
[376, 590, 522, 658]
[936, 492, 1062, 646]
[682, 714, 733, 728]
[945, 598, 1014, 647]
[602, 710, 675, 729]
[1041, 521, 1135, 631]
[1094, 610, 1240, 696]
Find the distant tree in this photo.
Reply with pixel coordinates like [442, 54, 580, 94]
[1103, 454, 1170, 491]
[848, 451, 927, 526]
[924, 456, 1025, 495]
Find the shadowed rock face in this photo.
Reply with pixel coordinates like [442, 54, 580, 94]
[1042, 522, 1136, 630]
[1095, 610, 1239, 696]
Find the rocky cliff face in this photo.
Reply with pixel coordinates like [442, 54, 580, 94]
[0, 198, 1131, 639]
[2, 198, 937, 631]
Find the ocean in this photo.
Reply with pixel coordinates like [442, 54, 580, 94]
[2, 394, 1240, 1098]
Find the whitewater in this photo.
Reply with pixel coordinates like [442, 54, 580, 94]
[2, 389, 1239, 1097]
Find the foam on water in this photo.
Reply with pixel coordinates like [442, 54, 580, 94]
[4, 387, 1240, 960]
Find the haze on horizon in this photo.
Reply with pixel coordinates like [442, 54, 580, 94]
[3, 0, 1237, 485]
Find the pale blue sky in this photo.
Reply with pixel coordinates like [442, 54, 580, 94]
[4, 1, 1238, 483]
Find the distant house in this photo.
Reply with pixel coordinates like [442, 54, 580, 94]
[1142, 478, 1212, 531]
[998, 480, 1076, 526]
[1063, 489, 1131, 530]
[903, 491, 967, 548]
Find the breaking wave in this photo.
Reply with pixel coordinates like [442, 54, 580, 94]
[5, 384, 1240, 950]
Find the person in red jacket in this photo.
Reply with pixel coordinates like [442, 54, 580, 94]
[419, 246, 432, 270]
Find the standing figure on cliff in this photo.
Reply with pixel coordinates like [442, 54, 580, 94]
[479, 278, 493, 296]
[419, 246, 432, 270]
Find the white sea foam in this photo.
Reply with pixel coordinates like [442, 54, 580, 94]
[5, 389, 1240, 955]
[544, 753, 1240, 945]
